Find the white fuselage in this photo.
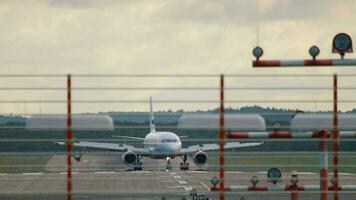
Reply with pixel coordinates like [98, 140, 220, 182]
[143, 131, 181, 159]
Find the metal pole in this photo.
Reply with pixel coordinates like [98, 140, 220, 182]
[253, 59, 356, 67]
[333, 74, 339, 200]
[290, 185, 299, 200]
[320, 130, 328, 200]
[219, 74, 225, 200]
[66, 74, 73, 200]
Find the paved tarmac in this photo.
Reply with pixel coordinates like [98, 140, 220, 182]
[0, 154, 355, 200]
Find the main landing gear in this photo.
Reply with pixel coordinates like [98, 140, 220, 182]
[166, 157, 172, 170]
[180, 155, 189, 171]
[133, 156, 143, 171]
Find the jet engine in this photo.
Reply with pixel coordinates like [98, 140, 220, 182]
[122, 151, 137, 165]
[193, 151, 208, 166]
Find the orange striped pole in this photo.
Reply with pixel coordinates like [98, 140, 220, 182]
[219, 74, 225, 200]
[320, 130, 328, 200]
[67, 74, 73, 200]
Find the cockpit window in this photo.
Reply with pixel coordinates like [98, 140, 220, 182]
[161, 138, 177, 143]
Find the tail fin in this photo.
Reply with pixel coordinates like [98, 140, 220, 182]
[149, 96, 156, 133]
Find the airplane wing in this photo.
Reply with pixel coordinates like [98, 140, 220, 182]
[112, 135, 145, 140]
[56, 141, 150, 155]
[180, 141, 262, 154]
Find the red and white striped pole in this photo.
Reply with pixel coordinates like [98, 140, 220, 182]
[333, 74, 340, 200]
[253, 59, 356, 67]
[66, 74, 73, 200]
[320, 130, 328, 200]
[219, 74, 225, 200]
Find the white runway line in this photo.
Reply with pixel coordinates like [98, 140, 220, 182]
[161, 180, 175, 183]
[158, 175, 171, 178]
[173, 176, 182, 179]
[167, 186, 194, 191]
[186, 171, 207, 173]
[131, 171, 150, 173]
[298, 172, 316, 175]
[183, 186, 193, 191]
[59, 172, 79, 175]
[178, 180, 187, 184]
[169, 172, 177, 175]
[93, 171, 115, 174]
[338, 173, 351, 175]
[22, 172, 44, 175]
[226, 171, 244, 174]
[0, 173, 7, 176]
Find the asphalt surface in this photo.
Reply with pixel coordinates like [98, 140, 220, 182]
[0, 154, 355, 200]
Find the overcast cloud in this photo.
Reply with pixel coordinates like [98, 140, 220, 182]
[0, 0, 355, 114]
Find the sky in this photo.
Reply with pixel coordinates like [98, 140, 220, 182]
[1, 0, 356, 114]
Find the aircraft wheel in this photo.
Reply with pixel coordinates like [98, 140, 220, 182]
[180, 162, 189, 171]
[134, 162, 142, 171]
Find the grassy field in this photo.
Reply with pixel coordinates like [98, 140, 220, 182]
[0, 154, 354, 173]
[0, 155, 51, 173]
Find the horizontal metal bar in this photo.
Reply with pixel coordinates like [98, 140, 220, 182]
[253, 59, 356, 67]
[0, 100, 351, 103]
[0, 86, 356, 90]
[0, 73, 355, 78]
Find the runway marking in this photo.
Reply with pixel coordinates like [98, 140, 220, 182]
[178, 180, 187, 184]
[184, 186, 193, 191]
[186, 171, 207, 173]
[298, 172, 316, 175]
[22, 172, 43, 175]
[0, 173, 7, 176]
[168, 185, 203, 189]
[94, 171, 115, 174]
[173, 176, 182, 179]
[159, 175, 171, 178]
[226, 171, 244, 174]
[167, 186, 194, 191]
[338, 173, 351, 175]
[200, 181, 211, 191]
[257, 171, 267, 174]
[131, 171, 151, 173]
[161, 180, 175, 183]
[59, 172, 79, 175]
[169, 172, 177, 175]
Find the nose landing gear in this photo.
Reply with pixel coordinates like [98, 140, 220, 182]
[180, 155, 189, 171]
[166, 157, 172, 170]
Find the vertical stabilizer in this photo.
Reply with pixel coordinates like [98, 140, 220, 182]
[149, 96, 156, 133]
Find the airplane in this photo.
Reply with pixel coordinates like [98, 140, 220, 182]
[65, 97, 263, 171]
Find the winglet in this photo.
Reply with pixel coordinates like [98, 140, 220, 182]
[149, 96, 156, 133]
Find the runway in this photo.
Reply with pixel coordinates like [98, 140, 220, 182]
[0, 154, 355, 200]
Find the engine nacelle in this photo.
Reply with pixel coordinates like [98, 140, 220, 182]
[122, 151, 137, 165]
[193, 151, 208, 166]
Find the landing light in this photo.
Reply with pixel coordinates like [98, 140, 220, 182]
[253, 46, 264, 61]
[332, 33, 353, 59]
[309, 45, 320, 60]
[290, 171, 299, 185]
[250, 175, 259, 186]
[330, 176, 338, 185]
[211, 176, 220, 187]
[267, 167, 282, 184]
